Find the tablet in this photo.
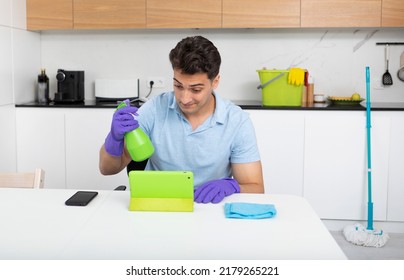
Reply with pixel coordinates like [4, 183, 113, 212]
[128, 170, 194, 212]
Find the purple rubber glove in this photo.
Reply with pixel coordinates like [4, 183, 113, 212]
[194, 178, 240, 204]
[104, 100, 139, 156]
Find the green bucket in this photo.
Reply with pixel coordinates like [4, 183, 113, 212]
[257, 69, 303, 106]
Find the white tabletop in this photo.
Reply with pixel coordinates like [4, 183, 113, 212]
[0, 188, 346, 260]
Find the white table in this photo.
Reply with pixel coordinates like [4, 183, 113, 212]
[0, 188, 346, 260]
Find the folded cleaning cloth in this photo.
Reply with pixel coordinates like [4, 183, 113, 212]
[224, 202, 277, 219]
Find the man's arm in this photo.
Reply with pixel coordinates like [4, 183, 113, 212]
[232, 161, 264, 193]
[99, 144, 132, 175]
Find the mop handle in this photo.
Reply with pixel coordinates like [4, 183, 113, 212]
[366, 66, 374, 231]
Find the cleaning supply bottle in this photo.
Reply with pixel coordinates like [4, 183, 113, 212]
[117, 101, 154, 162]
[307, 75, 314, 105]
[37, 69, 49, 103]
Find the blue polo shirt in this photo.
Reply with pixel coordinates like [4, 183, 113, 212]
[137, 91, 260, 188]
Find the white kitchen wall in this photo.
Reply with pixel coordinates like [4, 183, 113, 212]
[0, 0, 11, 27]
[0, 25, 13, 106]
[11, 0, 27, 29]
[12, 28, 41, 104]
[0, 0, 40, 172]
[0, 0, 15, 172]
[40, 28, 404, 103]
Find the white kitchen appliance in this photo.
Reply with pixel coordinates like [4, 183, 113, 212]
[95, 79, 139, 102]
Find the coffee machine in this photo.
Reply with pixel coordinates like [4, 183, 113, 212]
[54, 69, 85, 103]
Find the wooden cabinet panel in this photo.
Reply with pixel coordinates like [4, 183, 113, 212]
[74, 0, 146, 29]
[26, 0, 404, 30]
[223, 0, 300, 28]
[147, 0, 221, 28]
[26, 0, 73, 30]
[301, 0, 382, 27]
[382, 0, 404, 27]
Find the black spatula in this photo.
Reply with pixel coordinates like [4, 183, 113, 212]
[383, 44, 393, 86]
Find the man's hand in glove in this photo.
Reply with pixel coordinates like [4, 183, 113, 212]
[104, 100, 139, 157]
[194, 178, 240, 204]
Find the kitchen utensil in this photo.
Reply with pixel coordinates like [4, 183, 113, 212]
[397, 51, 404, 82]
[382, 44, 393, 86]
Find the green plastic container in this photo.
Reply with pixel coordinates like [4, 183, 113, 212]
[257, 69, 303, 106]
[117, 101, 154, 162]
[125, 128, 154, 162]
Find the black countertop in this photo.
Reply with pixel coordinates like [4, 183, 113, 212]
[15, 100, 404, 111]
[231, 100, 404, 111]
[15, 100, 132, 109]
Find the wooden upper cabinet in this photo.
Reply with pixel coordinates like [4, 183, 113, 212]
[301, 0, 382, 27]
[74, 0, 146, 29]
[222, 0, 300, 28]
[147, 0, 221, 28]
[26, 0, 404, 30]
[27, 0, 73, 30]
[382, 0, 404, 27]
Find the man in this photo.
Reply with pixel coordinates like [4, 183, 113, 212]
[99, 36, 264, 203]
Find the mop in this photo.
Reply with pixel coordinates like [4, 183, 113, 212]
[343, 66, 389, 248]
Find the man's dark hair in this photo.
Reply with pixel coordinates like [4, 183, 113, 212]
[169, 36, 221, 81]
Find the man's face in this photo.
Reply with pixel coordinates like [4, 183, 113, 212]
[172, 69, 219, 117]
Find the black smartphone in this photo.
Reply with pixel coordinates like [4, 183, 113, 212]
[65, 191, 98, 206]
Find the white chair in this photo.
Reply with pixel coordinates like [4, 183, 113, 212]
[0, 168, 45, 189]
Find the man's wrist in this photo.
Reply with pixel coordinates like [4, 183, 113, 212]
[104, 132, 124, 156]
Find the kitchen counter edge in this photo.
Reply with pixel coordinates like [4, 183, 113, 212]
[14, 100, 404, 111]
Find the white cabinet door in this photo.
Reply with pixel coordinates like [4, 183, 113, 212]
[16, 108, 66, 188]
[247, 110, 305, 195]
[387, 112, 404, 222]
[64, 109, 129, 190]
[303, 111, 390, 221]
[0, 105, 16, 172]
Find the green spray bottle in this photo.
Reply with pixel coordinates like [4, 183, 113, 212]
[117, 101, 154, 162]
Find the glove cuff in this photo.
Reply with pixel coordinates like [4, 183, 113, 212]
[104, 132, 124, 157]
[224, 178, 241, 193]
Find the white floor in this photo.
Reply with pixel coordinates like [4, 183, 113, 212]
[331, 231, 404, 260]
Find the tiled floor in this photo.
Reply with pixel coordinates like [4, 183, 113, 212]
[331, 231, 404, 260]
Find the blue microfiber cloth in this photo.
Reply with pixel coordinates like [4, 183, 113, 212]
[224, 202, 277, 219]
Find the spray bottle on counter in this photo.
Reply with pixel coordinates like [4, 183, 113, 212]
[37, 69, 49, 103]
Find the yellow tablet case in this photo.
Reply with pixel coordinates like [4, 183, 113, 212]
[129, 170, 194, 212]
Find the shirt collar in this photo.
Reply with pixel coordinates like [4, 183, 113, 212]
[212, 92, 226, 125]
[169, 91, 226, 125]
